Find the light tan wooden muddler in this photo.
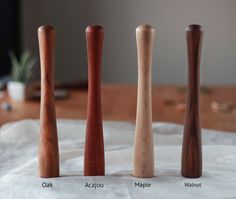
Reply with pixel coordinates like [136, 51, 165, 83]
[133, 25, 155, 178]
[38, 25, 59, 178]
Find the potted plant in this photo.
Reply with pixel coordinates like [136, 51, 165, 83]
[7, 50, 36, 101]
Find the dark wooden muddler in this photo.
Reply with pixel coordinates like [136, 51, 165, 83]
[84, 25, 105, 176]
[38, 25, 59, 178]
[181, 24, 203, 178]
[133, 25, 155, 178]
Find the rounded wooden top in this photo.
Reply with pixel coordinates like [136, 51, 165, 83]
[38, 25, 55, 33]
[186, 24, 203, 32]
[136, 24, 155, 33]
[86, 25, 104, 33]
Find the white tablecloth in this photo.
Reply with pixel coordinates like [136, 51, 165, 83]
[0, 120, 235, 199]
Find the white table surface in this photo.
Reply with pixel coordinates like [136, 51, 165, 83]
[0, 120, 235, 199]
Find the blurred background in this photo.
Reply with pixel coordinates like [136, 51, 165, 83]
[1, 0, 236, 85]
[0, 0, 236, 131]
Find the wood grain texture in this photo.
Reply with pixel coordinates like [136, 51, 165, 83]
[84, 25, 105, 176]
[38, 25, 59, 178]
[133, 25, 155, 178]
[181, 24, 203, 178]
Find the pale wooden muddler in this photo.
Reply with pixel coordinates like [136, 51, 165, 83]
[38, 25, 59, 178]
[133, 25, 155, 178]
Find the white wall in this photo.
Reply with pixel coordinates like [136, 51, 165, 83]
[22, 0, 236, 85]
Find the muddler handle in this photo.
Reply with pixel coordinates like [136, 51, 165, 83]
[84, 25, 105, 176]
[38, 25, 59, 178]
[133, 25, 155, 178]
[181, 24, 203, 178]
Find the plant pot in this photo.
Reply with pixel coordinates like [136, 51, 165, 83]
[7, 81, 26, 101]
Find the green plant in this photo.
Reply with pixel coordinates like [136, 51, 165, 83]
[9, 50, 36, 83]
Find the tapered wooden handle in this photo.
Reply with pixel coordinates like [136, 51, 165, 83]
[181, 24, 203, 178]
[38, 25, 59, 178]
[84, 25, 105, 176]
[133, 25, 155, 178]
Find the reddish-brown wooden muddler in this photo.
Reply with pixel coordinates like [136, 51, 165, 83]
[38, 25, 60, 178]
[181, 24, 203, 178]
[133, 25, 155, 178]
[84, 25, 105, 176]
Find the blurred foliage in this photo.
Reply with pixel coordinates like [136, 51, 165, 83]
[9, 50, 36, 83]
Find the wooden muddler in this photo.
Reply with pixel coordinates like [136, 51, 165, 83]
[133, 25, 155, 178]
[84, 25, 105, 176]
[38, 25, 59, 178]
[181, 24, 203, 178]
